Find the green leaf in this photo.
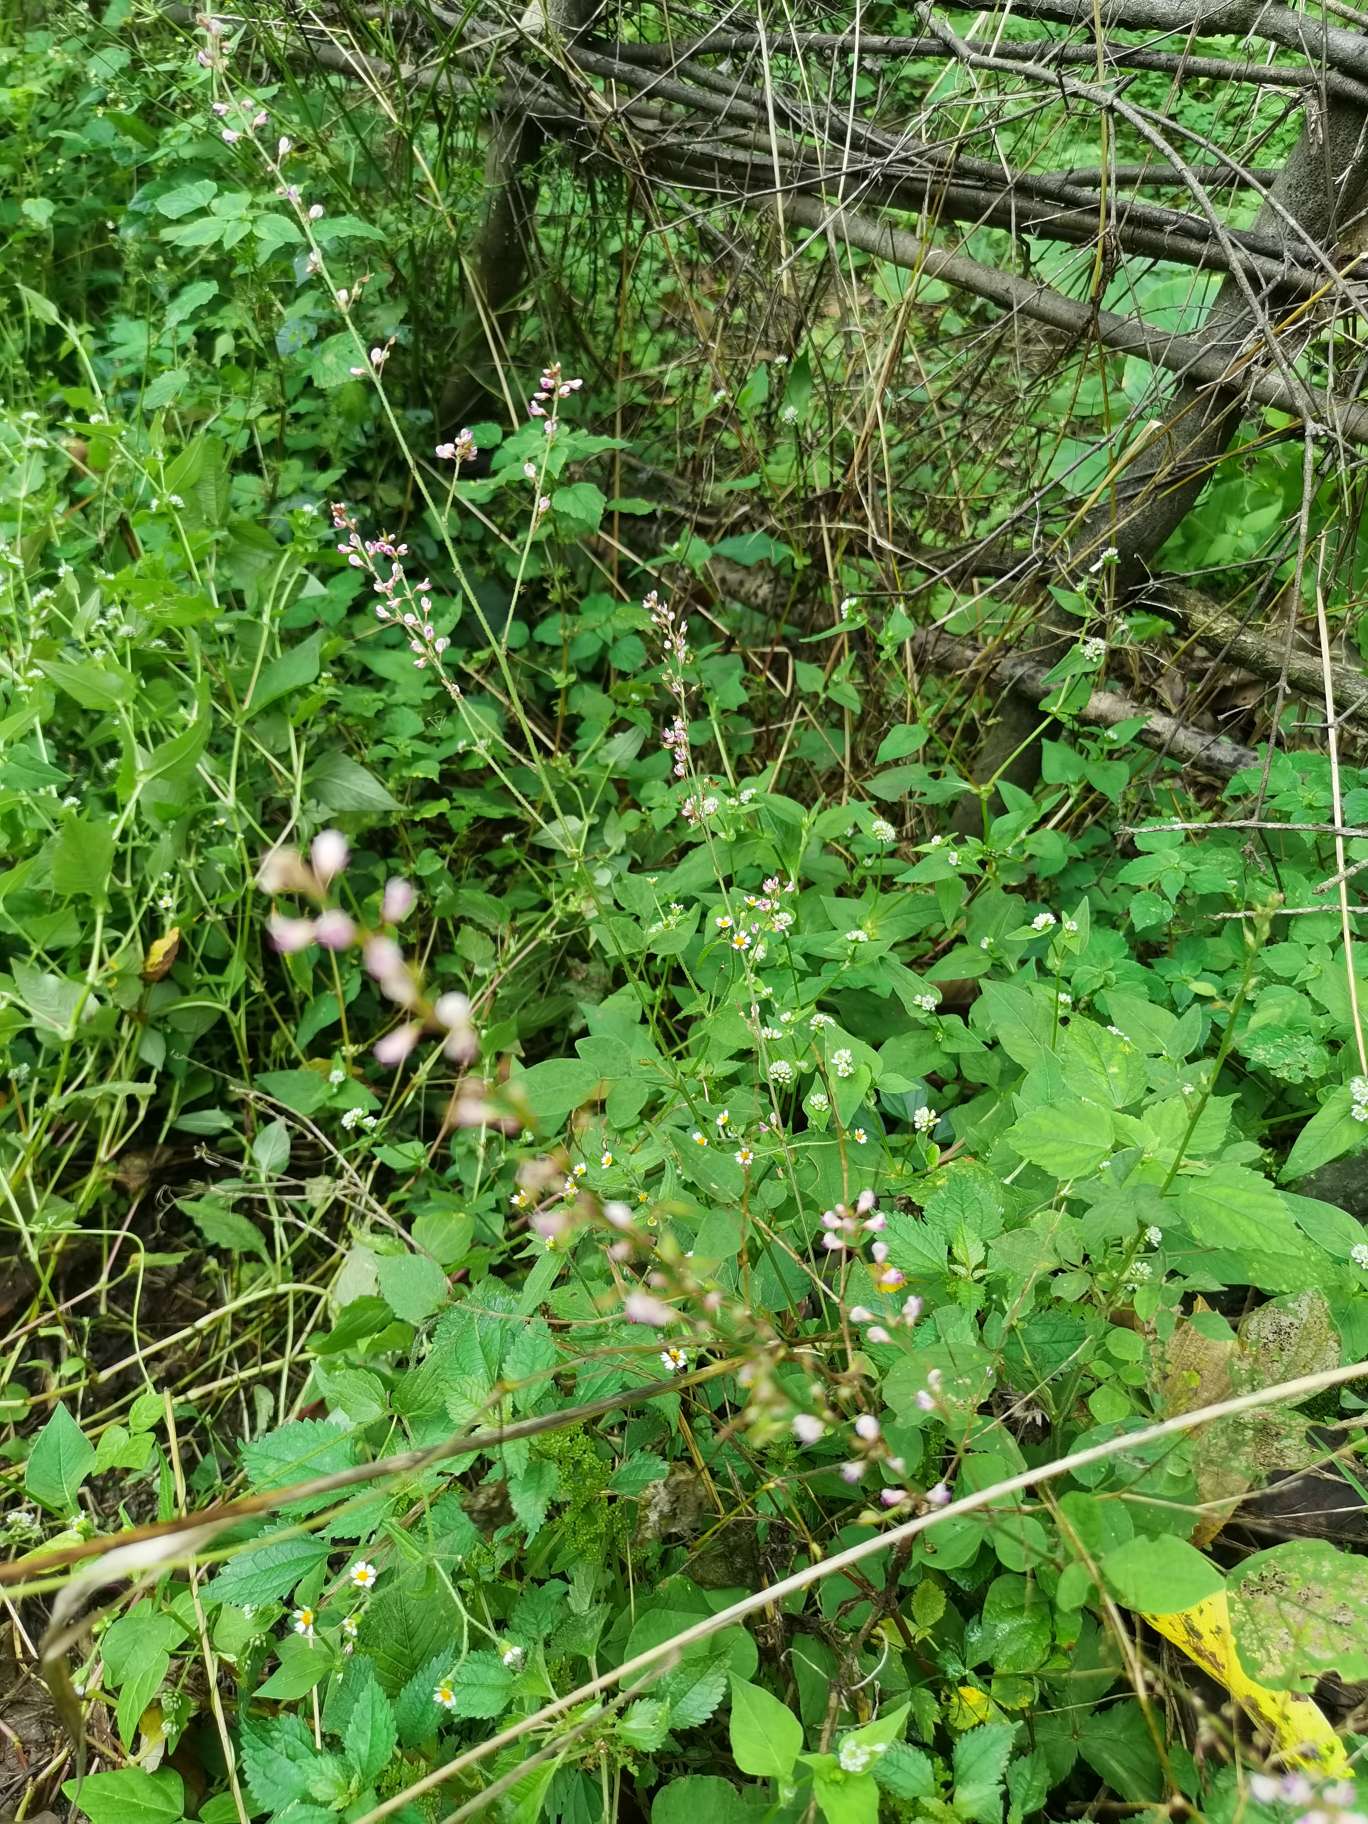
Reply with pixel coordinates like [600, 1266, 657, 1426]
[513, 1056, 605, 1130]
[873, 1744, 936, 1801]
[12, 961, 95, 1040]
[241, 1419, 357, 1499]
[1101, 1535, 1224, 1613]
[361, 1567, 461, 1693]
[155, 179, 217, 218]
[52, 817, 115, 902]
[178, 1196, 268, 1259]
[377, 1252, 449, 1325]
[1007, 1100, 1114, 1177]
[240, 1713, 314, 1812]
[445, 1649, 515, 1719]
[619, 1697, 672, 1751]
[346, 1668, 398, 1781]
[509, 1456, 558, 1539]
[26, 1403, 95, 1512]
[308, 749, 401, 814]
[1076, 1703, 1163, 1801]
[247, 630, 324, 716]
[38, 656, 136, 710]
[608, 1451, 669, 1495]
[1229, 1539, 1368, 1690]
[1281, 1087, 1368, 1183]
[652, 1778, 756, 1824]
[255, 1068, 332, 1116]
[206, 1534, 331, 1608]
[395, 1651, 453, 1747]
[658, 1652, 729, 1729]
[550, 481, 606, 534]
[63, 1768, 185, 1824]
[255, 1634, 336, 1699]
[728, 1676, 803, 1779]
[252, 1118, 291, 1177]
[812, 1763, 879, 1824]
[952, 1723, 1018, 1824]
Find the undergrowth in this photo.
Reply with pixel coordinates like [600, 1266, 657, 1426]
[3, 9, 1368, 1824]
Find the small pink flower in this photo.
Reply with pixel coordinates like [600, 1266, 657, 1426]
[363, 935, 404, 980]
[381, 878, 415, 923]
[902, 1296, 923, 1323]
[310, 829, 349, 884]
[373, 1022, 422, 1066]
[925, 1482, 952, 1506]
[855, 1188, 876, 1214]
[314, 909, 357, 950]
[839, 1461, 864, 1484]
[308, 203, 324, 220]
[880, 1487, 907, 1507]
[624, 1291, 675, 1327]
[268, 913, 316, 953]
[792, 1413, 825, 1444]
[854, 1414, 880, 1442]
[277, 136, 292, 157]
[847, 1306, 873, 1324]
[867, 1325, 892, 1344]
[257, 846, 312, 896]
[221, 128, 240, 144]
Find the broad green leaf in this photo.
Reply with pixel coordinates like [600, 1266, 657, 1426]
[1101, 1535, 1224, 1613]
[308, 749, 400, 813]
[1281, 1087, 1368, 1184]
[63, 1768, 185, 1824]
[812, 1761, 879, 1824]
[652, 1777, 757, 1824]
[39, 656, 136, 710]
[247, 630, 324, 716]
[361, 1566, 461, 1693]
[1006, 1100, 1114, 1177]
[26, 1403, 95, 1512]
[155, 179, 217, 218]
[728, 1676, 803, 1779]
[52, 817, 115, 901]
[1229, 1539, 1368, 1690]
[240, 1713, 314, 1812]
[178, 1196, 269, 1259]
[255, 1633, 336, 1699]
[377, 1252, 449, 1325]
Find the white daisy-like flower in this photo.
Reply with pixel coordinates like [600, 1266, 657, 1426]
[852, 1128, 867, 1145]
[600, 1150, 614, 1167]
[660, 1345, 688, 1372]
[735, 1146, 754, 1166]
[348, 1560, 378, 1590]
[435, 1678, 457, 1710]
[292, 1607, 316, 1638]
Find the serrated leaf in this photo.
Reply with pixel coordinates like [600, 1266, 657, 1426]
[346, 1669, 398, 1782]
[953, 1723, 1018, 1824]
[509, 1456, 558, 1540]
[206, 1534, 331, 1608]
[240, 1713, 314, 1812]
[361, 1567, 460, 1694]
[395, 1651, 453, 1748]
[241, 1419, 357, 1500]
[659, 1653, 728, 1728]
[502, 1318, 558, 1412]
[377, 1252, 449, 1325]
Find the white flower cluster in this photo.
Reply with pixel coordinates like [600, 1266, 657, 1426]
[1351, 1076, 1368, 1122]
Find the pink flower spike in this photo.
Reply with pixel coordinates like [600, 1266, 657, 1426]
[256, 846, 312, 896]
[925, 1482, 952, 1506]
[866, 1325, 892, 1344]
[363, 935, 405, 980]
[847, 1306, 873, 1324]
[382, 878, 415, 923]
[880, 1487, 907, 1507]
[311, 829, 349, 884]
[434, 992, 471, 1030]
[870, 1240, 889, 1264]
[853, 1414, 880, 1442]
[268, 913, 316, 953]
[839, 1461, 864, 1484]
[624, 1291, 675, 1327]
[373, 1022, 422, 1066]
[314, 909, 357, 950]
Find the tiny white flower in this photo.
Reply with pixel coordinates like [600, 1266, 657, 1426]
[912, 1105, 938, 1134]
[501, 1644, 525, 1671]
[1352, 1243, 1368, 1269]
[767, 1059, 795, 1085]
[845, 928, 869, 944]
[832, 1048, 855, 1078]
[1145, 1226, 1164, 1248]
[1031, 912, 1057, 931]
[348, 1560, 378, 1589]
[292, 1607, 316, 1638]
[660, 1345, 688, 1372]
[435, 1678, 457, 1710]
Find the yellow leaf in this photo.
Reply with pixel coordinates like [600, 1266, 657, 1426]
[141, 928, 181, 983]
[1142, 1592, 1350, 1775]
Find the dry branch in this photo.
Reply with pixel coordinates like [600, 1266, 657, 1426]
[912, 628, 1259, 779]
